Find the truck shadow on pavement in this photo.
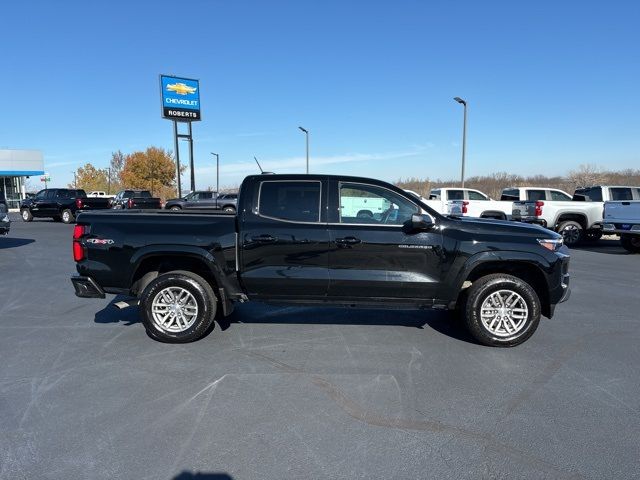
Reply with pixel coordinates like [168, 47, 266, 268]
[94, 296, 141, 325]
[0, 237, 35, 249]
[173, 473, 233, 480]
[94, 297, 475, 344]
[218, 302, 475, 344]
[571, 238, 630, 255]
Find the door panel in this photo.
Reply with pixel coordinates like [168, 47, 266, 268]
[240, 179, 329, 298]
[327, 181, 443, 300]
[328, 225, 443, 299]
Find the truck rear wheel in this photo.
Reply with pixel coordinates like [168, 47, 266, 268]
[140, 271, 217, 343]
[462, 273, 541, 347]
[557, 220, 583, 246]
[620, 234, 640, 253]
[61, 209, 75, 224]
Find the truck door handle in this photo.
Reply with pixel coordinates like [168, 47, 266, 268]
[251, 234, 277, 243]
[335, 236, 361, 245]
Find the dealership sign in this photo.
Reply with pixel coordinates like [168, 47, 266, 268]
[40, 173, 51, 182]
[160, 75, 201, 121]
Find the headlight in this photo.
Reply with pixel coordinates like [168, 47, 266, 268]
[537, 238, 563, 252]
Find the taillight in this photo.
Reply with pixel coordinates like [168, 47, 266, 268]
[76, 198, 83, 209]
[73, 225, 88, 262]
[462, 201, 469, 214]
[534, 201, 544, 217]
[127, 198, 134, 208]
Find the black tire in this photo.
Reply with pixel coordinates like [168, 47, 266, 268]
[169, 206, 181, 211]
[620, 234, 640, 254]
[140, 271, 217, 343]
[462, 273, 541, 347]
[223, 206, 236, 213]
[557, 220, 583, 246]
[61, 209, 75, 224]
[21, 209, 33, 222]
[584, 230, 602, 242]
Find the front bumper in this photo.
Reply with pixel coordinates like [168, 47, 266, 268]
[71, 276, 106, 298]
[547, 253, 570, 317]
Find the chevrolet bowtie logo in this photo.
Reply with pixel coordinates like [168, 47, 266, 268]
[166, 82, 197, 95]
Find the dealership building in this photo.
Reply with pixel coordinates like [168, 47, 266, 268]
[0, 149, 45, 209]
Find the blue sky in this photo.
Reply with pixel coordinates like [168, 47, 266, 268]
[1, 0, 639, 189]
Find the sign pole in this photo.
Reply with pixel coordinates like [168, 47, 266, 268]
[188, 122, 195, 192]
[173, 120, 182, 198]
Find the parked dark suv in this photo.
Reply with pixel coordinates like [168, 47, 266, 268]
[0, 195, 9, 235]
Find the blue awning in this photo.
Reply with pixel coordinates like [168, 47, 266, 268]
[0, 171, 45, 176]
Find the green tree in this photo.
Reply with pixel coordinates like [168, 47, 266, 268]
[120, 147, 181, 200]
[71, 163, 110, 192]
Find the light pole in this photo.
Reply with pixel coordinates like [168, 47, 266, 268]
[298, 126, 309, 174]
[453, 97, 467, 188]
[180, 137, 195, 192]
[210, 152, 219, 195]
[107, 167, 111, 195]
[71, 171, 77, 189]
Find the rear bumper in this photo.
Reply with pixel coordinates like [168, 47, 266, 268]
[513, 217, 547, 228]
[602, 223, 640, 236]
[71, 276, 106, 298]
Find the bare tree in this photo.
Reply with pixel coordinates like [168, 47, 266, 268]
[566, 164, 604, 189]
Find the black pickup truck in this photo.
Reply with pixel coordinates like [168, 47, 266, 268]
[20, 188, 112, 224]
[71, 174, 571, 347]
[111, 190, 162, 210]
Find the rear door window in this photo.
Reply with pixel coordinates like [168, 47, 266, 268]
[526, 190, 546, 201]
[258, 181, 321, 223]
[446, 190, 464, 201]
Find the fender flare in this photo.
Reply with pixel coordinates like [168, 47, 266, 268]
[447, 250, 552, 304]
[129, 245, 234, 315]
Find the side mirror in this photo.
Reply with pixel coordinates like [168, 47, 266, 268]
[411, 213, 434, 231]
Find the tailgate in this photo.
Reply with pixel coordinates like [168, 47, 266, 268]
[131, 198, 161, 209]
[512, 201, 536, 219]
[78, 198, 111, 209]
[604, 201, 640, 222]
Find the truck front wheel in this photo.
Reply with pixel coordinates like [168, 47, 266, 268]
[462, 274, 541, 347]
[140, 271, 217, 343]
[620, 234, 640, 253]
[21, 209, 33, 222]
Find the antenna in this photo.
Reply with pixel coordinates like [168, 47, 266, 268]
[254, 156, 264, 173]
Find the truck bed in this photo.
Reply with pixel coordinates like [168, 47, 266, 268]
[75, 210, 238, 292]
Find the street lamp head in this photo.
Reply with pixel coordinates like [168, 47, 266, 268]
[453, 97, 467, 105]
[210, 152, 218, 157]
[298, 126, 308, 133]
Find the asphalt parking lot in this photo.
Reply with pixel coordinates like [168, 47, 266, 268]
[1, 214, 639, 480]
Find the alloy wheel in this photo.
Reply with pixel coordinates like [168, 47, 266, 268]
[151, 287, 199, 333]
[480, 289, 529, 337]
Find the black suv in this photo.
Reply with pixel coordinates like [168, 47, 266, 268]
[0, 196, 9, 235]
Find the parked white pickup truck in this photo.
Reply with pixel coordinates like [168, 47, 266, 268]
[512, 185, 640, 246]
[602, 200, 640, 253]
[422, 186, 573, 220]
